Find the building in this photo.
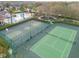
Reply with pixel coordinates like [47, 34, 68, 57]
[0, 14, 4, 25]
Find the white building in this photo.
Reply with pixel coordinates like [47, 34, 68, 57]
[4, 12, 32, 24]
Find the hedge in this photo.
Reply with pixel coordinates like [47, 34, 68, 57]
[34, 17, 79, 27]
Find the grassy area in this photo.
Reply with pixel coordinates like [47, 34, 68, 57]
[58, 15, 75, 20]
[66, 20, 79, 26]
[56, 16, 79, 26]
[56, 20, 79, 26]
[0, 36, 10, 57]
[0, 37, 10, 49]
[35, 16, 79, 26]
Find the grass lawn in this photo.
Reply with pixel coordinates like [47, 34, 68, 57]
[0, 36, 9, 49]
[0, 36, 10, 57]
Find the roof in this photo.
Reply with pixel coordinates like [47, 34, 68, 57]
[0, 11, 6, 15]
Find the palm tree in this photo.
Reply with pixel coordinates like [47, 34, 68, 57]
[8, 7, 16, 24]
[20, 4, 25, 20]
[27, 3, 39, 16]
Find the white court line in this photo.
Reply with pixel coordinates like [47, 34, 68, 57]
[8, 31, 22, 38]
[30, 34, 62, 57]
[30, 34, 58, 50]
[45, 35, 62, 52]
[31, 26, 77, 57]
[30, 35, 46, 51]
[24, 26, 30, 30]
[46, 42, 61, 53]
[60, 30, 77, 57]
[48, 26, 77, 57]
[66, 31, 77, 57]
[32, 22, 41, 27]
[7, 22, 42, 39]
[30, 39, 59, 58]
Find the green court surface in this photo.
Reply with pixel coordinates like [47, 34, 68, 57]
[30, 26, 77, 58]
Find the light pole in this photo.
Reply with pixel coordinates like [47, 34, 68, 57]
[30, 20, 32, 40]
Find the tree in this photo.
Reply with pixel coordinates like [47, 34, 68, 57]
[5, 3, 10, 8]
[36, 2, 68, 16]
[27, 3, 41, 16]
[20, 4, 26, 20]
[8, 7, 16, 23]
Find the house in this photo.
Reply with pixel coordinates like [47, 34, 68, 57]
[0, 14, 5, 25]
[4, 12, 11, 24]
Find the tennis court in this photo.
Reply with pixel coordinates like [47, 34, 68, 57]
[31, 26, 77, 58]
[1, 20, 50, 49]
